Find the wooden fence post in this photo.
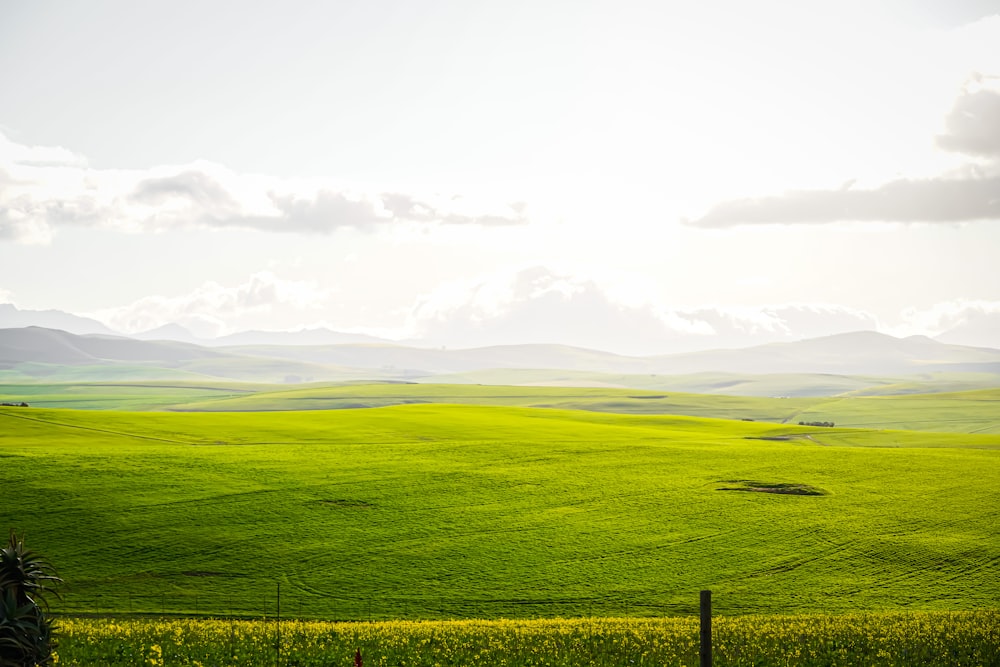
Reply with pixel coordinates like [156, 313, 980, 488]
[276, 581, 281, 667]
[700, 590, 712, 667]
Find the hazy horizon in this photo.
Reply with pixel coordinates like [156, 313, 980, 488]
[2, 0, 999, 355]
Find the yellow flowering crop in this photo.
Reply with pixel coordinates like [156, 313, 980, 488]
[54, 610, 998, 666]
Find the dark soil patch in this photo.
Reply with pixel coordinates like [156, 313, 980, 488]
[716, 480, 827, 496]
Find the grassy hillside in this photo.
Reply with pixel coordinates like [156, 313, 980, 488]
[155, 383, 1000, 434]
[791, 389, 1000, 434]
[2, 404, 998, 620]
[0, 381, 261, 410]
[427, 368, 1000, 397]
[4, 382, 999, 433]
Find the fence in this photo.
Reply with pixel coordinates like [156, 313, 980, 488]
[55, 588, 719, 667]
[54, 588, 712, 622]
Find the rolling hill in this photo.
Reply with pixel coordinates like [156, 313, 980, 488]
[0, 303, 116, 335]
[2, 403, 998, 620]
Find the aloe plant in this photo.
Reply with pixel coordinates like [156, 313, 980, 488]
[0, 532, 62, 667]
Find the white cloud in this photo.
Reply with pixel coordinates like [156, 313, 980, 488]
[936, 74, 1000, 157]
[687, 171, 1000, 227]
[405, 266, 692, 354]
[404, 266, 885, 354]
[893, 299, 1000, 347]
[0, 133, 88, 168]
[88, 271, 329, 338]
[0, 132, 529, 244]
[673, 304, 880, 342]
[0, 209, 53, 244]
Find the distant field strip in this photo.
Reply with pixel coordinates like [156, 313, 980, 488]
[3, 403, 999, 620]
[5, 382, 998, 433]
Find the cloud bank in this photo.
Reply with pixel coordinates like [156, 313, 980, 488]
[0, 133, 528, 244]
[689, 173, 1000, 227]
[688, 69, 1000, 228]
[898, 298, 1000, 348]
[89, 271, 329, 339]
[407, 266, 883, 354]
[14, 266, 997, 352]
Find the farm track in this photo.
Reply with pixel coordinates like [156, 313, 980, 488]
[130, 488, 280, 509]
[84, 383, 256, 392]
[0, 409, 198, 445]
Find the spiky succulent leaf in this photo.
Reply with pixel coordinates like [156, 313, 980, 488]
[0, 534, 60, 666]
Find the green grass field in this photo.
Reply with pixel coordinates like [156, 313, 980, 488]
[3, 401, 998, 621]
[0, 381, 261, 410]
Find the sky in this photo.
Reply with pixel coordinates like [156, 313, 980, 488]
[1, 0, 999, 354]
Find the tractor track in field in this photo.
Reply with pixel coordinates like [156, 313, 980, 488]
[741, 530, 860, 581]
[80, 382, 255, 393]
[0, 409, 198, 445]
[131, 488, 279, 509]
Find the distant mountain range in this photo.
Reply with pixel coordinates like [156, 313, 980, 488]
[0, 304, 117, 336]
[2, 325, 999, 394]
[3, 302, 997, 354]
[0, 304, 392, 347]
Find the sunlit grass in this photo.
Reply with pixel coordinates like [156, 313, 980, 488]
[3, 404, 999, 620]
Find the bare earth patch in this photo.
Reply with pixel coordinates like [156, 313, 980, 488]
[716, 480, 827, 496]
